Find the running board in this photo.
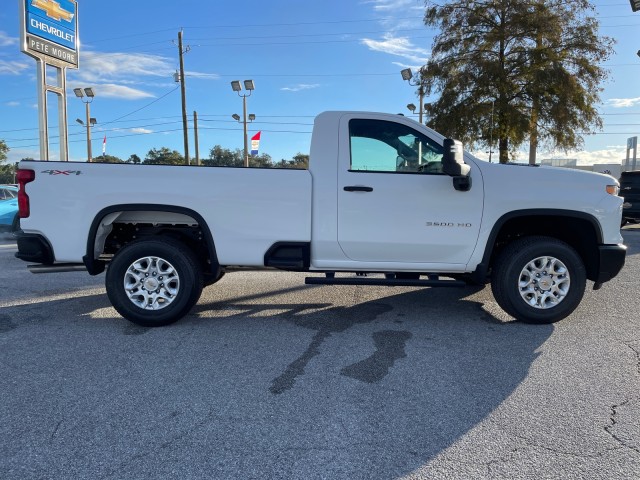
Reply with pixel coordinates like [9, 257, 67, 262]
[28, 263, 87, 274]
[305, 276, 466, 287]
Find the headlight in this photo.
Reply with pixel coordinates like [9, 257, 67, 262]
[606, 184, 619, 196]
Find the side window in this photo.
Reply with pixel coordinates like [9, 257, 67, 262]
[0, 189, 7, 200]
[349, 119, 444, 174]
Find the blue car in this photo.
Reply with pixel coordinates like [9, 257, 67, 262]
[0, 185, 19, 232]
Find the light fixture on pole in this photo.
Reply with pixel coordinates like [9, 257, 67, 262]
[230, 79, 256, 167]
[630, 0, 640, 12]
[400, 68, 426, 124]
[74, 87, 96, 162]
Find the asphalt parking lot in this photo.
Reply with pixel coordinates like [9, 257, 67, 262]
[1, 228, 639, 479]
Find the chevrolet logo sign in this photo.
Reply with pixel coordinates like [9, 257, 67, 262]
[31, 0, 74, 22]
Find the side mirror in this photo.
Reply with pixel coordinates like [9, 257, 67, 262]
[442, 138, 471, 191]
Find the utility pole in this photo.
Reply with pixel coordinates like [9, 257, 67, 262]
[178, 30, 190, 165]
[193, 111, 200, 166]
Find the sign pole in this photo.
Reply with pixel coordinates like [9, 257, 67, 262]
[35, 58, 49, 160]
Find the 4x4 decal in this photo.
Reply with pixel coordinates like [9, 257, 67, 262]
[41, 170, 82, 176]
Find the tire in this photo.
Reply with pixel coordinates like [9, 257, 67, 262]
[106, 237, 203, 327]
[492, 236, 586, 324]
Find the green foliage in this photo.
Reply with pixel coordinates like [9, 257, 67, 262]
[422, 0, 614, 163]
[204, 145, 306, 169]
[94, 154, 124, 163]
[0, 141, 13, 183]
[204, 145, 244, 167]
[0, 164, 15, 184]
[127, 154, 141, 164]
[0, 140, 8, 163]
[274, 153, 309, 169]
[144, 147, 185, 165]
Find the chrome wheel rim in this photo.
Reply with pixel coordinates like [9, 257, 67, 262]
[124, 256, 180, 310]
[518, 256, 570, 309]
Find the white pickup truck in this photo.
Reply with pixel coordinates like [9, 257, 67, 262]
[14, 111, 626, 326]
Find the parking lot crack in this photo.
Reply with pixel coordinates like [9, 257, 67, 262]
[49, 419, 63, 443]
[488, 419, 624, 460]
[604, 398, 640, 456]
[625, 340, 640, 376]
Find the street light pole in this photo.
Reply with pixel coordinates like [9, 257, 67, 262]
[400, 68, 425, 124]
[84, 101, 92, 161]
[73, 87, 96, 162]
[231, 80, 255, 167]
[242, 94, 248, 167]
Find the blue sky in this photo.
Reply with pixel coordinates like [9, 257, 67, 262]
[0, 0, 639, 165]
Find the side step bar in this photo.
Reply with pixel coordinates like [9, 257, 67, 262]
[28, 263, 87, 274]
[305, 276, 466, 287]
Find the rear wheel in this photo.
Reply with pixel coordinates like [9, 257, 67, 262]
[492, 236, 586, 324]
[106, 237, 203, 327]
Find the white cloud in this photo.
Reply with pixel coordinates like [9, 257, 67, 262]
[552, 148, 627, 166]
[186, 71, 220, 80]
[363, 0, 422, 11]
[7, 148, 41, 163]
[5, 101, 20, 107]
[130, 128, 153, 134]
[0, 60, 30, 75]
[75, 52, 174, 83]
[65, 51, 219, 98]
[470, 147, 628, 166]
[0, 31, 18, 47]
[361, 33, 429, 64]
[607, 97, 640, 108]
[74, 83, 156, 100]
[281, 83, 320, 92]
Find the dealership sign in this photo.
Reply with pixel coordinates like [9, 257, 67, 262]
[20, 0, 79, 68]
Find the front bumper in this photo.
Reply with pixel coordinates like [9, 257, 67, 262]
[14, 230, 55, 264]
[595, 244, 626, 284]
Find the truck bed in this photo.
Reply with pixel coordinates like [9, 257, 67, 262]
[20, 161, 312, 266]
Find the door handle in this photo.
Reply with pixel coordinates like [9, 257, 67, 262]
[343, 186, 373, 192]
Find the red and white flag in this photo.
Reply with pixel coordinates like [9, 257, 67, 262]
[250, 131, 261, 156]
[102, 135, 107, 155]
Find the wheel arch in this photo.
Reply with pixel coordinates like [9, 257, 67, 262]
[480, 209, 603, 282]
[83, 204, 220, 276]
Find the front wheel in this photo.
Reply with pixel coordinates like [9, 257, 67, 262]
[492, 236, 586, 324]
[106, 237, 203, 327]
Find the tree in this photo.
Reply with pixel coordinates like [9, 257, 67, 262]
[0, 140, 8, 163]
[94, 154, 124, 163]
[204, 145, 244, 167]
[203, 146, 272, 167]
[250, 153, 273, 168]
[127, 154, 141, 164]
[421, 0, 614, 163]
[204, 146, 309, 169]
[274, 153, 309, 169]
[0, 140, 13, 183]
[144, 147, 185, 165]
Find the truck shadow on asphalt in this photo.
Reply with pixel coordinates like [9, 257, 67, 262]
[182, 285, 554, 478]
[0, 284, 553, 479]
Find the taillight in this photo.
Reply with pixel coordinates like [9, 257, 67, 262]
[17, 169, 35, 218]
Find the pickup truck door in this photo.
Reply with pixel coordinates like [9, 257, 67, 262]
[337, 116, 484, 265]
